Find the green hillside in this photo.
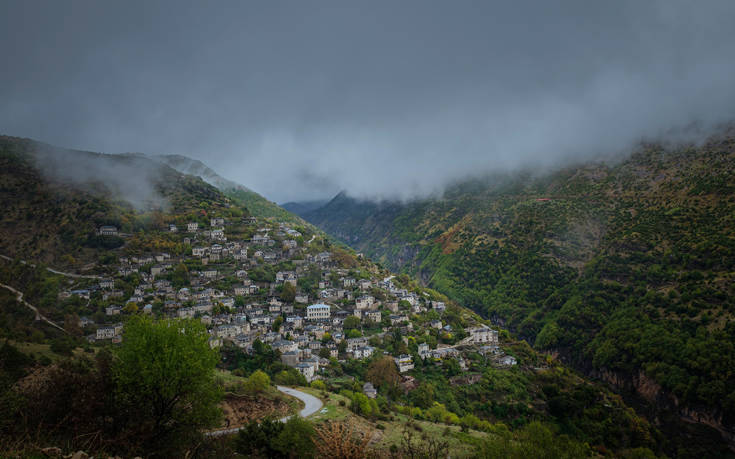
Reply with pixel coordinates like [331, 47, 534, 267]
[301, 131, 735, 449]
[0, 136, 250, 269]
[0, 135, 677, 457]
[151, 153, 308, 225]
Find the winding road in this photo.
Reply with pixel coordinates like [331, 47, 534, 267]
[276, 385, 323, 421]
[0, 254, 101, 279]
[206, 386, 323, 437]
[0, 282, 67, 333]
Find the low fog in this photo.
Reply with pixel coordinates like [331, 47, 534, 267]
[31, 144, 169, 211]
[2, 1, 735, 202]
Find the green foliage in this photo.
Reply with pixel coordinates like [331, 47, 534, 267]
[343, 315, 361, 330]
[236, 416, 315, 458]
[113, 316, 222, 450]
[304, 137, 735, 453]
[244, 369, 271, 394]
[226, 188, 305, 225]
[274, 368, 308, 386]
[476, 421, 592, 458]
[340, 389, 381, 419]
[280, 282, 296, 303]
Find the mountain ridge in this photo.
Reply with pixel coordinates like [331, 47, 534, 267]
[148, 153, 309, 225]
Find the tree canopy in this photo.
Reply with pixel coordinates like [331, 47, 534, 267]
[113, 316, 222, 451]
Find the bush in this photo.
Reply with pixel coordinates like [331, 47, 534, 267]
[236, 416, 315, 458]
[273, 368, 308, 386]
[244, 370, 271, 394]
[311, 380, 327, 391]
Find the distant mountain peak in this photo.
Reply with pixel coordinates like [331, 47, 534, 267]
[149, 154, 251, 192]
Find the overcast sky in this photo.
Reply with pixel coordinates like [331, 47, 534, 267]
[2, 1, 735, 202]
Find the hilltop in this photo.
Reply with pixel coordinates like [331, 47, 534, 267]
[296, 130, 735, 452]
[151, 153, 309, 225]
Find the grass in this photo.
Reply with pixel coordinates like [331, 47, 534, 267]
[8, 340, 97, 362]
[299, 386, 353, 422]
[297, 386, 488, 457]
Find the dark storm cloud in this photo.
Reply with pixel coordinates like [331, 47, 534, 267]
[2, 1, 735, 202]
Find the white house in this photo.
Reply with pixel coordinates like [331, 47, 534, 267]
[363, 382, 377, 399]
[295, 362, 315, 381]
[99, 279, 115, 289]
[355, 295, 375, 310]
[394, 354, 414, 373]
[365, 310, 382, 323]
[96, 326, 116, 340]
[353, 346, 374, 359]
[98, 226, 118, 236]
[468, 326, 498, 344]
[418, 343, 430, 359]
[306, 303, 330, 321]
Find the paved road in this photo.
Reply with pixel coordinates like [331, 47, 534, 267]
[206, 385, 323, 437]
[276, 385, 323, 421]
[0, 254, 101, 279]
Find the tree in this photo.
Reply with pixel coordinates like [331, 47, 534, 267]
[272, 416, 316, 457]
[366, 356, 400, 395]
[274, 368, 308, 386]
[113, 316, 221, 452]
[169, 263, 189, 288]
[346, 329, 363, 339]
[281, 282, 296, 303]
[244, 369, 271, 394]
[343, 315, 361, 330]
[236, 418, 285, 458]
[412, 382, 435, 409]
[237, 416, 315, 458]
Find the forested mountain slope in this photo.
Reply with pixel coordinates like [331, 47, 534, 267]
[151, 154, 307, 224]
[301, 131, 735, 446]
[0, 136, 249, 269]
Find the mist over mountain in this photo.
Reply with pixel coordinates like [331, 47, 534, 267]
[296, 129, 735, 450]
[3, 1, 735, 202]
[281, 200, 331, 216]
[149, 154, 252, 193]
[21, 138, 178, 211]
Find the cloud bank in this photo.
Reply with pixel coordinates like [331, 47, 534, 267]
[1, 1, 735, 202]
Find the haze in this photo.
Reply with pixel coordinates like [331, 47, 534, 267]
[2, 1, 735, 203]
